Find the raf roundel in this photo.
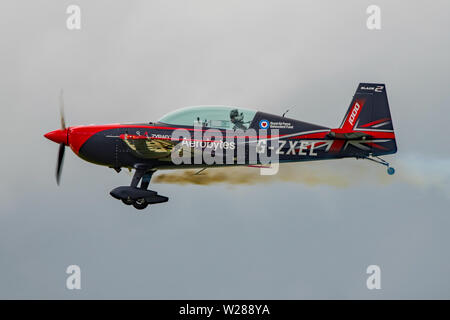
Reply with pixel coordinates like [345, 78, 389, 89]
[259, 119, 269, 129]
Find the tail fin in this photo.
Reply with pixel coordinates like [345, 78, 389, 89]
[333, 83, 397, 156]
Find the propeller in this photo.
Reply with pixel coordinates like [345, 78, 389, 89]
[44, 90, 69, 185]
[56, 141, 65, 185]
[56, 90, 66, 185]
[60, 89, 66, 130]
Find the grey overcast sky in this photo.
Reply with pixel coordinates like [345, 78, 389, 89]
[1, 0, 450, 299]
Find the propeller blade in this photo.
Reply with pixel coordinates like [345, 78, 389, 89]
[59, 89, 66, 130]
[56, 143, 65, 185]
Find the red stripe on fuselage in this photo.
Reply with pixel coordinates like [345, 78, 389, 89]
[68, 125, 116, 154]
[68, 123, 393, 156]
[288, 132, 329, 140]
[68, 123, 288, 154]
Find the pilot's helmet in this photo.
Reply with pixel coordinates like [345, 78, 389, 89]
[230, 109, 239, 119]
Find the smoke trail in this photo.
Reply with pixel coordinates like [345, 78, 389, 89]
[153, 160, 372, 188]
[153, 155, 450, 197]
[392, 155, 450, 197]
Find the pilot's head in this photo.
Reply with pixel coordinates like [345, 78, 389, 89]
[230, 109, 243, 122]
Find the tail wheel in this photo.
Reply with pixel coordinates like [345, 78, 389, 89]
[133, 198, 149, 210]
[387, 167, 395, 175]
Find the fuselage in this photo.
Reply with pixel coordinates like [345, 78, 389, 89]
[44, 109, 396, 171]
[43, 84, 398, 209]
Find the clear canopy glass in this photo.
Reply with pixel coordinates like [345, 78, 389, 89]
[158, 106, 257, 130]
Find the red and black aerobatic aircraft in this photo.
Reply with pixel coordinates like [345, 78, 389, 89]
[44, 83, 397, 210]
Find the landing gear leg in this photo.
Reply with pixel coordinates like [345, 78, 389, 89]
[128, 167, 155, 210]
[130, 166, 147, 188]
[359, 154, 395, 175]
[131, 170, 155, 210]
[109, 165, 168, 210]
[120, 166, 146, 206]
[140, 171, 155, 190]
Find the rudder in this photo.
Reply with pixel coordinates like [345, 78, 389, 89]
[335, 83, 397, 156]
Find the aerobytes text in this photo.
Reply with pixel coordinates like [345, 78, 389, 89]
[170, 125, 279, 167]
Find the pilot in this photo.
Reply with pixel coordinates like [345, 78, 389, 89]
[230, 109, 247, 130]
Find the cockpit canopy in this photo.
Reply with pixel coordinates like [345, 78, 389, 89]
[158, 106, 257, 130]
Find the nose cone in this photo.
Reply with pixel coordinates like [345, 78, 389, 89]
[44, 129, 68, 145]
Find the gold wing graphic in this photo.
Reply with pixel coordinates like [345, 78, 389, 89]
[122, 137, 177, 160]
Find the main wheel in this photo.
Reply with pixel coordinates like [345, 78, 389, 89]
[387, 167, 395, 175]
[122, 198, 134, 205]
[133, 198, 149, 210]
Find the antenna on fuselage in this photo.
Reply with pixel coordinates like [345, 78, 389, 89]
[282, 108, 290, 117]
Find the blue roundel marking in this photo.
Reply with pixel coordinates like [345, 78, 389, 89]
[259, 119, 269, 129]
